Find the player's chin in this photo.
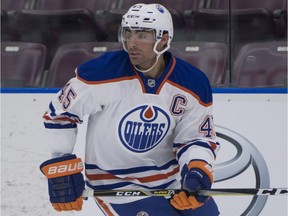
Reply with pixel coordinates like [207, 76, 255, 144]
[129, 57, 141, 65]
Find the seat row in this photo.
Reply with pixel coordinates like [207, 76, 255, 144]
[1, 41, 287, 88]
[2, 6, 287, 67]
[1, 0, 286, 12]
[2, 1, 287, 41]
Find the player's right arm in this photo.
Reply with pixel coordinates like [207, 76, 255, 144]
[43, 77, 101, 157]
[41, 51, 128, 211]
[41, 76, 101, 211]
[42, 51, 122, 157]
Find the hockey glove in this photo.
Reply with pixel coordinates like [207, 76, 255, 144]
[40, 154, 85, 211]
[170, 160, 213, 210]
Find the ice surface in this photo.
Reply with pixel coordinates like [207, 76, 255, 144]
[1, 94, 104, 216]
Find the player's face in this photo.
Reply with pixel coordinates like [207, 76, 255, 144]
[122, 28, 157, 70]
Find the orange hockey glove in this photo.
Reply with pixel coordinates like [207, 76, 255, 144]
[170, 191, 204, 210]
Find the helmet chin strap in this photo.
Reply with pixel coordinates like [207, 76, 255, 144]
[133, 40, 169, 74]
[134, 52, 161, 73]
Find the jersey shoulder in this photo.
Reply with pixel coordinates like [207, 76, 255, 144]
[76, 50, 134, 83]
[169, 55, 213, 104]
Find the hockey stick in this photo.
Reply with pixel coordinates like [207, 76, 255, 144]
[83, 188, 288, 198]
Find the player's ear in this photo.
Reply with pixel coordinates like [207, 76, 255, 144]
[157, 33, 169, 52]
[161, 33, 169, 46]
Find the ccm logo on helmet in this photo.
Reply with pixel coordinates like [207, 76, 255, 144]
[127, 15, 140, 18]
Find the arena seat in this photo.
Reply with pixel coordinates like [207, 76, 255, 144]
[209, 0, 287, 11]
[272, 1, 287, 39]
[12, 9, 106, 69]
[1, 42, 46, 87]
[169, 41, 228, 87]
[34, 0, 118, 10]
[204, 0, 287, 42]
[232, 41, 287, 87]
[31, 0, 119, 42]
[94, 9, 124, 42]
[1, 0, 33, 11]
[47, 42, 122, 87]
[118, 0, 206, 11]
[1, 0, 34, 41]
[190, 8, 275, 58]
[1, 9, 11, 41]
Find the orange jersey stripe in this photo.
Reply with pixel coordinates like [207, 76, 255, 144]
[43, 112, 78, 124]
[132, 68, 146, 93]
[76, 68, 139, 85]
[96, 198, 115, 216]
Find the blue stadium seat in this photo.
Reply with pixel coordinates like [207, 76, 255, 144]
[1, 42, 46, 87]
[47, 42, 122, 87]
[232, 41, 287, 87]
[169, 41, 228, 87]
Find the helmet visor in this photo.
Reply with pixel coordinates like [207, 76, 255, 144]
[121, 27, 156, 49]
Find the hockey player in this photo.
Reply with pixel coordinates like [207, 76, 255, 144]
[40, 3, 220, 216]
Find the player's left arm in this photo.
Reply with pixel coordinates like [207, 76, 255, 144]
[170, 91, 220, 210]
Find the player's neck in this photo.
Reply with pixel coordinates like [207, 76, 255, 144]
[142, 55, 165, 79]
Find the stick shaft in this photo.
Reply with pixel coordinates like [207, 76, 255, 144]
[83, 188, 288, 198]
[199, 188, 288, 196]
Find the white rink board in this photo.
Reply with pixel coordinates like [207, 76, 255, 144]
[1, 93, 287, 216]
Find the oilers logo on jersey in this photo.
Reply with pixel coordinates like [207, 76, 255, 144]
[118, 105, 171, 153]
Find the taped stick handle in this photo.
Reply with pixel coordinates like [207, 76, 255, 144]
[83, 188, 288, 198]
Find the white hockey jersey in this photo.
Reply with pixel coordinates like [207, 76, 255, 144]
[43, 50, 220, 195]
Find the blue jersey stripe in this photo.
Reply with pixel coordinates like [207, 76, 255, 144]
[85, 159, 178, 175]
[44, 122, 77, 129]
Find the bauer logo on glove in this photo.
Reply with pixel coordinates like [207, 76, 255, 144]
[41, 157, 83, 178]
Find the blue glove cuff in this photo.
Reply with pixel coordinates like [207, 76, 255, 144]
[48, 173, 85, 203]
[184, 168, 211, 191]
[183, 168, 212, 203]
